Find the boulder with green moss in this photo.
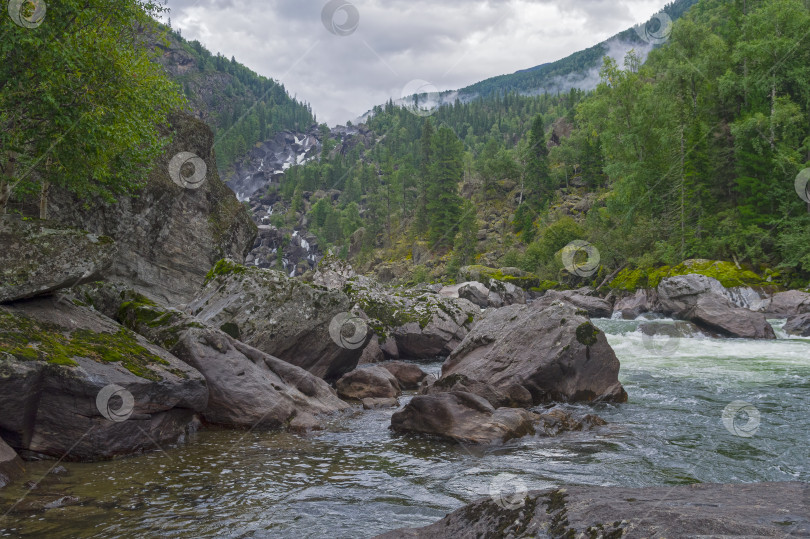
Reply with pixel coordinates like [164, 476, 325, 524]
[343, 276, 480, 359]
[440, 301, 627, 404]
[188, 259, 368, 381]
[0, 297, 207, 461]
[115, 290, 348, 429]
[610, 259, 774, 292]
[46, 112, 256, 306]
[0, 216, 116, 304]
[459, 265, 541, 291]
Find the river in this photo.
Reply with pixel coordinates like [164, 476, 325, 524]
[1, 318, 808, 538]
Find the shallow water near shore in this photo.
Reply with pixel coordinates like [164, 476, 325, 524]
[1, 319, 808, 538]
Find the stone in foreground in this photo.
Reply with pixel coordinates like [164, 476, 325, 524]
[374, 482, 810, 538]
[336, 366, 401, 400]
[441, 301, 627, 404]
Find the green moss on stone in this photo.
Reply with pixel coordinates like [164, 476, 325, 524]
[575, 322, 600, 346]
[204, 258, 248, 285]
[610, 259, 773, 292]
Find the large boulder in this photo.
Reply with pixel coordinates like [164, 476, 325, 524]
[0, 438, 23, 488]
[784, 313, 810, 337]
[658, 275, 775, 339]
[0, 216, 116, 304]
[47, 112, 256, 306]
[336, 366, 401, 400]
[0, 297, 207, 461]
[375, 482, 810, 538]
[441, 302, 627, 404]
[311, 252, 356, 290]
[457, 282, 490, 308]
[420, 373, 533, 409]
[345, 277, 479, 359]
[188, 259, 370, 381]
[380, 361, 428, 390]
[390, 392, 536, 444]
[759, 290, 810, 318]
[116, 291, 348, 430]
[536, 289, 613, 318]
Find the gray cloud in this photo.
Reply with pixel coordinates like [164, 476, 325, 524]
[164, 0, 671, 125]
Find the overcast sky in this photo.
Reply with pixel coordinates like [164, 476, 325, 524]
[163, 0, 671, 126]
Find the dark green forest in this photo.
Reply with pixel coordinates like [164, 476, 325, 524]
[273, 0, 810, 287]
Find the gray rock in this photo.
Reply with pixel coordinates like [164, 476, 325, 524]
[0, 216, 116, 304]
[658, 275, 775, 339]
[441, 302, 627, 404]
[390, 392, 537, 444]
[374, 482, 810, 538]
[312, 252, 356, 290]
[536, 289, 613, 318]
[336, 366, 401, 400]
[188, 259, 369, 381]
[613, 289, 659, 319]
[362, 397, 399, 409]
[0, 297, 207, 461]
[458, 282, 490, 308]
[487, 279, 526, 306]
[761, 290, 810, 318]
[0, 437, 23, 488]
[115, 293, 348, 429]
[47, 112, 256, 306]
[784, 313, 810, 337]
[421, 373, 533, 409]
[346, 277, 479, 360]
[380, 361, 428, 390]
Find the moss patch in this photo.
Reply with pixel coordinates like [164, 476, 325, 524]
[204, 258, 249, 285]
[575, 322, 600, 346]
[610, 259, 773, 292]
[0, 312, 169, 380]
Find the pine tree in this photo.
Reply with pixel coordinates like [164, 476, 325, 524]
[427, 126, 464, 247]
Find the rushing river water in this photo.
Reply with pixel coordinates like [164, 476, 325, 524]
[1, 318, 808, 538]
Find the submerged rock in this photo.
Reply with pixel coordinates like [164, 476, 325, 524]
[784, 313, 810, 337]
[0, 216, 116, 304]
[0, 297, 207, 461]
[0, 437, 24, 488]
[188, 259, 369, 381]
[374, 482, 810, 538]
[441, 302, 627, 404]
[390, 392, 537, 444]
[336, 366, 401, 401]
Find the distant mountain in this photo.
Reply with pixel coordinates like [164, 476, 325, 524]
[149, 25, 315, 174]
[456, 0, 699, 99]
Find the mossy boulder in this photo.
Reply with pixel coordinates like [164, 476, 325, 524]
[0, 296, 207, 461]
[610, 259, 773, 292]
[459, 265, 541, 291]
[0, 216, 116, 304]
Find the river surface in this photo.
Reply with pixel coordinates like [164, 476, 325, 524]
[1, 318, 808, 538]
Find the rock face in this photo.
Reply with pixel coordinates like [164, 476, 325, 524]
[188, 259, 369, 381]
[346, 277, 480, 359]
[784, 313, 810, 337]
[0, 437, 23, 488]
[536, 289, 613, 319]
[117, 292, 348, 429]
[0, 216, 116, 304]
[380, 362, 428, 390]
[336, 366, 401, 400]
[391, 392, 536, 444]
[0, 297, 207, 461]
[441, 302, 627, 404]
[47, 112, 256, 306]
[375, 482, 810, 538]
[658, 275, 775, 339]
